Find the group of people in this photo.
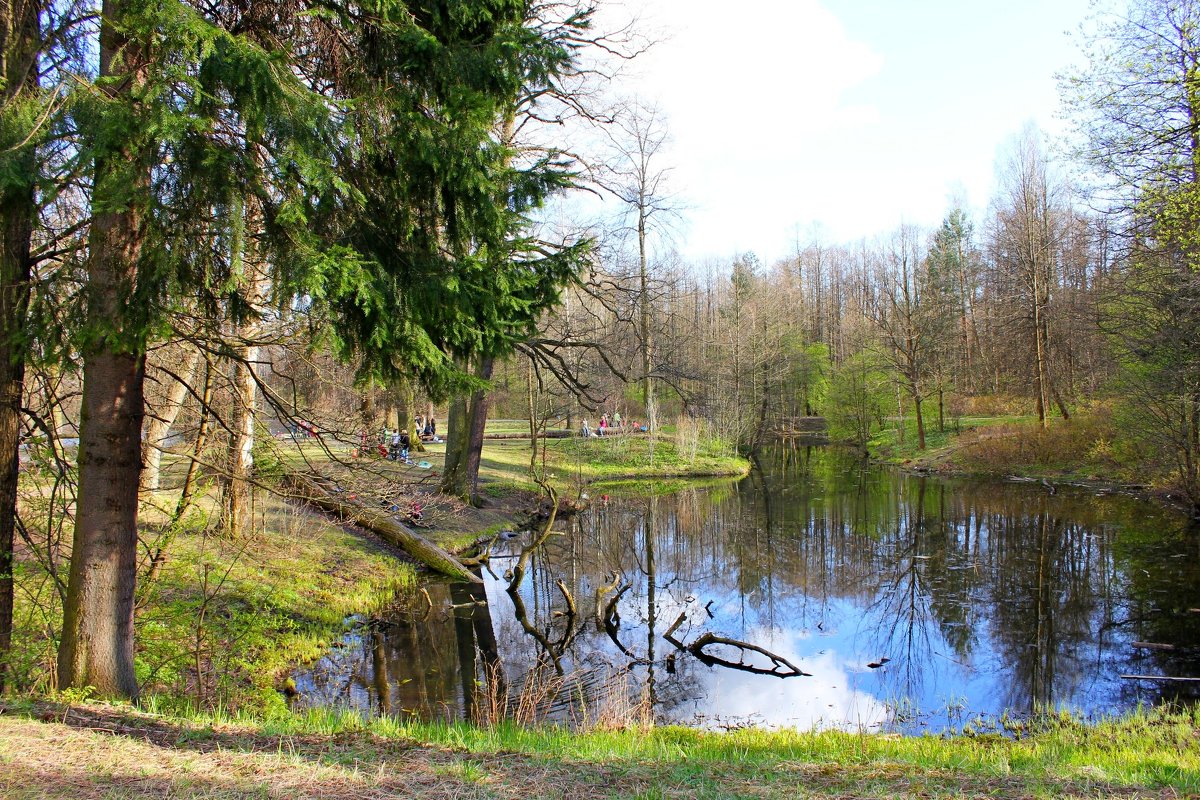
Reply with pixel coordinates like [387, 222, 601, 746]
[355, 415, 438, 461]
[386, 428, 412, 462]
[412, 415, 439, 442]
[579, 411, 647, 438]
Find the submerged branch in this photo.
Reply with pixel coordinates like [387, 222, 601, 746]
[678, 632, 811, 679]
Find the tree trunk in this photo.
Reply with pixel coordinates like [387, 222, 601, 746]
[399, 380, 424, 453]
[59, 2, 149, 700]
[59, 347, 147, 700]
[287, 474, 481, 583]
[462, 357, 494, 506]
[219, 344, 257, 537]
[913, 389, 926, 450]
[1033, 273, 1050, 429]
[219, 192, 266, 538]
[638, 210, 656, 442]
[358, 389, 376, 447]
[1052, 385, 1071, 422]
[0, 0, 40, 692]
[441, 392, 469, 497]
[0, 7, 38, 695]
[0, 0, 42, 697]
[141, 346, 200, 493]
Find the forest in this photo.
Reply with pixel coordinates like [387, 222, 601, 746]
[1, 0, 1199, 766]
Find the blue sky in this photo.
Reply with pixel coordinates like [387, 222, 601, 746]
[606, 0, 1096, 264]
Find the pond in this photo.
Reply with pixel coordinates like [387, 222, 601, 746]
[292, 444, 1200, 733]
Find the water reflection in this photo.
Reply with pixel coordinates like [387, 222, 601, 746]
[293, 445, 1200, 732]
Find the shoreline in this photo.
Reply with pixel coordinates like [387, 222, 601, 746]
[849, 414, 1200, 520]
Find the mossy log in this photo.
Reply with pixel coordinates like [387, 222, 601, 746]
[285, 473, 482, 584]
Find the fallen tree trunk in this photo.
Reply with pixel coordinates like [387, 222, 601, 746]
[483, 430, 573, 440]
[285, 473, 481, 584]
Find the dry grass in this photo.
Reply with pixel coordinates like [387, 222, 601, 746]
[471, 664, 654, 732]
[0, 705, 613, 800]
[0, 702, 1190, 799]
[951, 412, 1130, 479]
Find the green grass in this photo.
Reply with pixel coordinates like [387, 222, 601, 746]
[138, 490, 418, 715]
[11, 483, 417, 715]
[261, 421, 748, 496]
[478, 432, 750, 491]
[3, 700, 1196, 798]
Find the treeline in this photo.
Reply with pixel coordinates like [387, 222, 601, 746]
[497, 131, 1110, 446]
[491, 4, 1200, 520]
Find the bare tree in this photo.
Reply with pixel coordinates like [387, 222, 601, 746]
[990, 127, 1068, 428]
[600, 101, 681, 443]
[869, 225, 946, 450]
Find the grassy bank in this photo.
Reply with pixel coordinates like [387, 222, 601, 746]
[273, 423, 748, 535]
[865, 407, 1177, 494]
[13, 422, 745, 715]
[478, 429, 750, 492]
[1, 700, 1197, 798]
[10, 486, 417, 716]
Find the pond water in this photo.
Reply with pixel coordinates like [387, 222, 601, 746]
[292, 444, 1200, 733]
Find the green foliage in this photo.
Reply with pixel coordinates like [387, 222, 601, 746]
[47, 0, 589, 392]
[824, 351, 890, 446]
[304, 0, 593, 395]
[782, 340, 829, 415]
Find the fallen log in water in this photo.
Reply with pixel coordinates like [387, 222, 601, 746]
[1120, 674, 1200, 682]
[284, 473, 482, 584]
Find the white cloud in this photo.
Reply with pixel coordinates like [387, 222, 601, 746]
[584, 0, 1088, 264]
[596, 1, 885, 262]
